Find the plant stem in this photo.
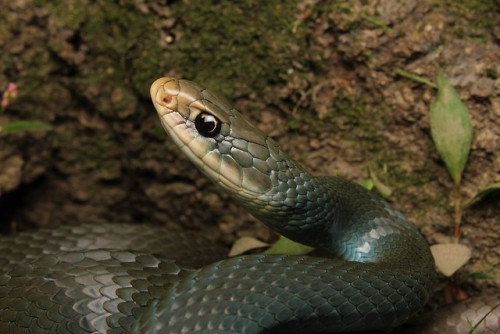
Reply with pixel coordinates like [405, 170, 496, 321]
[352, 10, 388, 30]
[395, 69, 438, 89]
[452, 181, 462, 243]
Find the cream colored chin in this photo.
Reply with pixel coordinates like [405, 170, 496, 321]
[185, 138, 247, 195]
[200, 162, 245, 195]
[169, 127, 271, 198]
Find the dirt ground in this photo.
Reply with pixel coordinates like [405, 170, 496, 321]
[0, 0, 498, 308]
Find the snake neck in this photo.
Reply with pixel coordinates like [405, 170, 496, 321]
[233, 149, 332, 247]
[225, 137, 337, 252]
[231, 139, 432, 267]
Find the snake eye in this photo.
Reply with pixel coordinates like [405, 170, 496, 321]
[194, 112, 221, 137]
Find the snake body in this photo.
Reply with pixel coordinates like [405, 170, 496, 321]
[0, 77, 497, 333]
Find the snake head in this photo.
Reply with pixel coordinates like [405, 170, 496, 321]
[150, 77, 282, 199]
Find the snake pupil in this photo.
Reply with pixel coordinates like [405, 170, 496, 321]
[195, 113, 221, 137]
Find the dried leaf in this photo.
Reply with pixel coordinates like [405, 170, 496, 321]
[430, 243, 472, 277]
[228, 236, 269, 257]
[430, 71, 473, 184]
[463, 182, 500, 209]
[265, 235, 314, 255]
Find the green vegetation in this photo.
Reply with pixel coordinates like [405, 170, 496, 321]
[396, 69, 498, 280]
[50, 1, 164, 99]
[169, 1, 309, 97]
[0, 82, 51, 135]
[438, 0, 498, 40]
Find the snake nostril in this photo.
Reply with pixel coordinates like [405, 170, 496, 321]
[162, 95, 172, 104]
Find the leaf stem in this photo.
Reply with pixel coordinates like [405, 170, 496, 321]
[452, 181, 462, 243]
[395, 69, 438, 89]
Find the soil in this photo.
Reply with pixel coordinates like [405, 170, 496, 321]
[0, 0, 498, 309]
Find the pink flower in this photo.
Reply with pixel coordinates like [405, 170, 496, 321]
[6, 82, 18, 98]
[1, 82, 18, 110]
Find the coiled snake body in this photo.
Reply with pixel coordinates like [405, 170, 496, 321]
[0, 78, 498, 333]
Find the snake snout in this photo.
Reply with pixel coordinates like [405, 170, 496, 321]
[150, 77, 180, 115]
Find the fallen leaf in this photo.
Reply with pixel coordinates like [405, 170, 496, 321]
[430, 243, 472, 277]
[228, 236, 269, 257]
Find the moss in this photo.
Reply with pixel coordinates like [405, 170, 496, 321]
[87, 7, 163, 98]
[169, 0, 309, 97]
[287, 93, 385, 150]
[51, 1, 87, 30]
[69, 136, 116, 172]
[438, 0, 498, 40]
[485, 68, 498, 79]
[0, 1, 161, 122]
[48, 1, 164, 102]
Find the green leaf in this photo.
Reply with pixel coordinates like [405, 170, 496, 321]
[430, 71, 473, 184]
[1, 121, 52, 135]
[368, 167, 392, 198]
[265, 236, 314, 255]
[358, 179, 374, 190]
[463, 182, 500, 209]
[468, 271, 498, 280]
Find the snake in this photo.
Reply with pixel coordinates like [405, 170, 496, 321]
[0, 77, 498, 333]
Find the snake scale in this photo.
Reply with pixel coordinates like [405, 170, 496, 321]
[0, 77, 498, 333]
